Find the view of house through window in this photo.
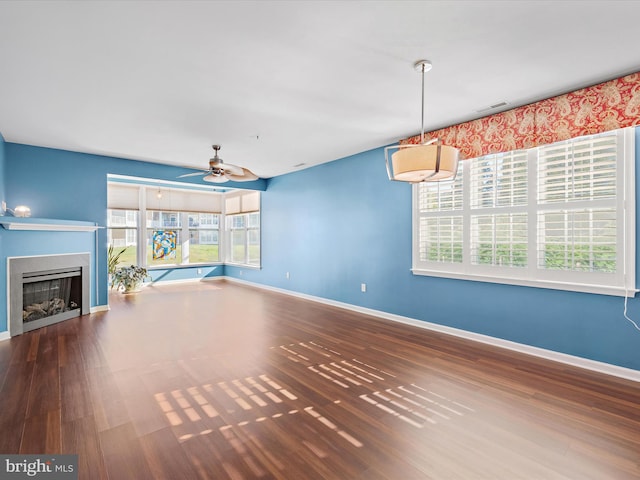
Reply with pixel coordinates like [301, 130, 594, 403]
[227, 212, 260, 266]
[107, 209, 138, 265]
[107, 182, 259, 270]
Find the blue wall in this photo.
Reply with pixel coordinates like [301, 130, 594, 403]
[2, 134, 640, 371]
[228, 133, 640, 371]
[0, 143, 260, 332]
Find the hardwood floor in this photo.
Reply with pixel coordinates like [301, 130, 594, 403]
[1, 280, 639, 479]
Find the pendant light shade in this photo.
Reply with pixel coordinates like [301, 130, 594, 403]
[391, 143, 459, 182]
[386, 60, 460, 183]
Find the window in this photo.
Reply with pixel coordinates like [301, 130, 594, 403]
[107, 181, 259, 270]
[227, 212, 260, 266]
[413, 128, 635, 295]
[107, 209, 138, 265]
[188, 213, 219, 263]
[145, 211, 220, 266]
[469, 151, 528, 268]
[224, 191, 261, 267]
[417, 169, 463, 264]
[147, 210, 183, 266]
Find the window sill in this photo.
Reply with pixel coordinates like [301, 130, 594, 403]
[411, 268, 638, 297]
[147, 262, 223, 271]
[224, 262, 261, 270]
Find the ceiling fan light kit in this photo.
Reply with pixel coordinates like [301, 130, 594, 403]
[178, 145, 258, 183]
[385, 60, 460, 183]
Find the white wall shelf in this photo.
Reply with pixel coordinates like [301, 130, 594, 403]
[0, 217, 100, 232]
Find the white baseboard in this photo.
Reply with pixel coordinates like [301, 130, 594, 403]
[0, 331, 10, 342]
[90, 305, 110, 313]
[224, 276, 640, 383]
[147, 276, 225, 287]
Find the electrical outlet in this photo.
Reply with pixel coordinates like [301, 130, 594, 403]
[286, 272, 290, 279]
[197, 268, 202, 275]
[361, 283, 367, 293]
[240, 270, 243, 276]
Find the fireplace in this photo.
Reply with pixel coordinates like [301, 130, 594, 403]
[8, 253, 90, 336]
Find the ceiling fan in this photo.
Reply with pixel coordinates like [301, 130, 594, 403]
[178, 145, 259, 183]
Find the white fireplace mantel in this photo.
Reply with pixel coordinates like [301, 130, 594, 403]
[0, 217, 101, 232]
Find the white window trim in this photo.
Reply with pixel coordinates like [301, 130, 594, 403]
[412, 128, 636, 297]
[224, 212, 261, 268]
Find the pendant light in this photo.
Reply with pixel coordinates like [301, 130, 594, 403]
[385, 60, 459, 182]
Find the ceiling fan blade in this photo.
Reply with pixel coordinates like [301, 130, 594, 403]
[178, 170, 210, 178]
[221, 163, 244, 175]
[203, 173, 229, 183]
[224, 167, 259, 182]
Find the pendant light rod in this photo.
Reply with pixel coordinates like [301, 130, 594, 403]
[414, 60, 432, 144]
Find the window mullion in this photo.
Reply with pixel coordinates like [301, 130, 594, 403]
[139, 186, 147, 268]
[527, 148, 538, 277]
[181, 212, 189, 265]
[245, 214, 250, 265]
[566, 211, 571, 270]
[462, 162, 471, 271]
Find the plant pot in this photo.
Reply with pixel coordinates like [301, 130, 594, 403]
[112, 265, 149, 294]
[122, 282, 143, 294]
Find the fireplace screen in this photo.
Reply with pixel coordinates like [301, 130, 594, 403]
[9, 253, 91, 336]
[22, 273, 81, 323]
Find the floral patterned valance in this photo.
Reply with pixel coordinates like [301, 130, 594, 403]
[401, 72, 640, 158]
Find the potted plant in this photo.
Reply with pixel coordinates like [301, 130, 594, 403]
[108, 245, 127, 289]
[112, 264, 150, 293]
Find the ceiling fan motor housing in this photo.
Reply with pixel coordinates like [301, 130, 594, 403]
[210, 145, 223, 168]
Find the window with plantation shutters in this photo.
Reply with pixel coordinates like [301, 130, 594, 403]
[538, 134, 617, 204]
[470, 151, 528, 209]
[536, 134, 618, 276]
[412, 128, 635, 296]
[470, 151, 528, 268]
[415, 167, 463, 266]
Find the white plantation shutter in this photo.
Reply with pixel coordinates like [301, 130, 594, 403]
[471, 213, 527, 267]
[469, 151, 529, 268]
[470, 151, 528, 209]
[537, 209, 617, 272]
[538, 134, 617, 204]
[537, 132, 620, 277]
[415, 167, 464, 268]
[418, 172, 463, 212]
[412, 128, 635, 296]
[419, 216, 463, 263]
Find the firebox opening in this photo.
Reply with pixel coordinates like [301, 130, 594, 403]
[22, 269, 82, 323]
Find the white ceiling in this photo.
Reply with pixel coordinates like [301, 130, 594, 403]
[1, 1, 640, 179]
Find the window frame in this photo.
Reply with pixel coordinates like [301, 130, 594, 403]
[412, 128, 636, 296]
[225, 212, 261, 268]
[107, 182, 261, 271]
[107, 208, 139, 266]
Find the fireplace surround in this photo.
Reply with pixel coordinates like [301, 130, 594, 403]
[8, 253, 90, 336]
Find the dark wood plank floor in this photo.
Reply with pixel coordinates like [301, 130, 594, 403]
[1, 280, 639, 479]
